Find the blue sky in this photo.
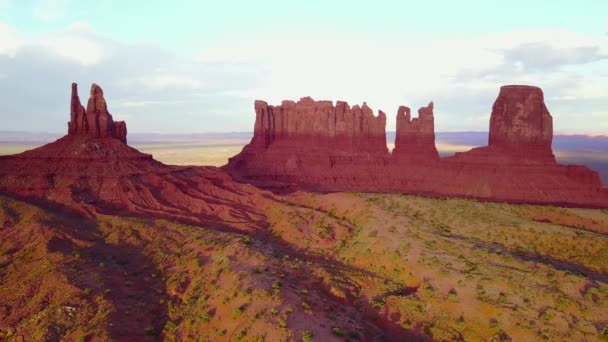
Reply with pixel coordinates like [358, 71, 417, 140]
[1, 0, 608, 133]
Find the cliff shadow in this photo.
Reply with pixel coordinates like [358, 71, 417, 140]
[32, 200, 169, 341]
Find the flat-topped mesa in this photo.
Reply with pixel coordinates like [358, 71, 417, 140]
[252, 97, 388, 153]
[67, 83, 127, 143]
[393, 102, 439, 162]
[488, 85, 554, 160]
[225, 85, 607, 207]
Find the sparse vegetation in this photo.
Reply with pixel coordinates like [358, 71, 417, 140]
[1, 193, 607, 341]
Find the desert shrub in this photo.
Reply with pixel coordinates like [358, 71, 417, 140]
[145, 325, 157, 336]
[372, 298, 385, 308]
[201, 312, 213, 323]
[447, 290, 458, 302]
[331, 326, 344, 336]
[498, 292, 508, 304]
[302, 329, 314, 342]
[236, 329, 247, 340]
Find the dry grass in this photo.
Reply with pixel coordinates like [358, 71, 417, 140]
[1, 191, 608, 340]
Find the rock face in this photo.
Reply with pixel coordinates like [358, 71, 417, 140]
[450, 85, 555, 165]
[227, 97, 391, 188]
[393, 102, 439, 162]
[252, 97, 387, 152]
[489, 85, 553, 153]
[226, 86, 608, 207]
[0, 83, 271, 232]
[68, 83, 127, 143]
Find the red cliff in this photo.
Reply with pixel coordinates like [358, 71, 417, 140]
[251, 97, 387, 152]
[489, 85, 553, 154]
[449, 85, 556, 165]
[225, 86, 608, 207]
[393, 102, 439, 163]
[0, 83, 272, 232]
[437, 85, 605, 205]
[68, 83, 127, 143]
[227, 97, 391, 187]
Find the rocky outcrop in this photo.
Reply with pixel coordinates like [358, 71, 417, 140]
[1, 83, 271, 232]
[68, 83, 127, 143]
[449, 85, 555, 165]
[252, 97, 387, 152]
[437, 85, 605, 205]
[393, 102, 439, 162]
[226, 86, 608, 207]
[489, 85, 553, 152]
[227, 97, 391, 186]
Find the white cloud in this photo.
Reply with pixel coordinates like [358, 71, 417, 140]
[37, 34, 105, 66]
[193, 28, 608, 133]
[0, 20, 108, 65]
[0, 21, 22, 57]
[1, 20, 607, 134]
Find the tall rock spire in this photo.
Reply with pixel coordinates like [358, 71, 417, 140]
[488, 85, 553, 154]
[393, 101, 439, 162]
[67, 83, 127, 143]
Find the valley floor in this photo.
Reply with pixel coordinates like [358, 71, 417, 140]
[1, 193, 608, 341]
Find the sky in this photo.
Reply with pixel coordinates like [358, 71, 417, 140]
[1, 0, 608, 134]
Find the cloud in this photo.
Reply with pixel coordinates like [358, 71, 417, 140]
[0, 22, 22, 57]
[0, 22, 607, 134]
[503, 43, 607, 70]
[0, 20, 264, 133]
[193, 28, 608, 132]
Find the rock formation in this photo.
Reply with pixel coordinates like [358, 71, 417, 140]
[449, 85, 555, 165]
[226, 86, 608, 207]
[251, 97, 387, 152]
[489, 85, 553, 153]
[0, 83, 271, 232]
[393, 102, 439, 162]
[68, 83, 127, 143]
[0, 82, 605, 209]
[227, 97, 391, 187]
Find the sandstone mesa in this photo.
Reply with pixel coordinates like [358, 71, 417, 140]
[226, 85, 608, 207]
[0, 83, 271, 232]
[0, 83, 605, 210]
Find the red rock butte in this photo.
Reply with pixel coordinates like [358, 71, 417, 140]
[225, 85, 608, 207]
[0, 83, 272, 232]
[68, 83, 127, 143]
